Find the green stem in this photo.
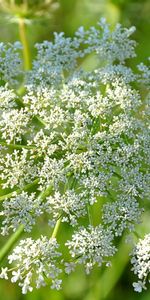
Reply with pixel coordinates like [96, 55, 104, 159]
[51, 218, 61, 238]
[0, 225, 24, 263]
[18, 17, 31, 70]
[87, 204, 93, 225]
[0, 178, 39, 202]
[0, 141, 36, 150]
[38, 184, 53, 201]
[36, 185, 56, 247]
[34, 116, 47, 127]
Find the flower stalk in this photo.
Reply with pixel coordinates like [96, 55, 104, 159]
[51, 218, 61, 239]
[0, 225, 24, 263]
[18, 17, 31, 70]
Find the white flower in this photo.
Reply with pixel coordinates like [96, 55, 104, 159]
[51, 279, 62, 290]
[64, 262, 76, 274]
[0, 267, 8, 280]
[133, 281, 145, 293]
[11, 270, 22, 282]
[19, 271, 33, 294]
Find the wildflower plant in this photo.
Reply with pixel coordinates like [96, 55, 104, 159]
[0, 18, 150, 294]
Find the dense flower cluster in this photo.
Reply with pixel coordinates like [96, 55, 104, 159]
[0, 19, 150, 293]
[0, 236, 62, 293]
[131, 234, 150, 292]
[0, 42, 22, 85]
[66, 225, 116, 274]
[0, 191, 42, 235]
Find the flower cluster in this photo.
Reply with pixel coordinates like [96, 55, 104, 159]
[0, 149, 37, 188]
[0, 191, 43, 235]
[0, 42, 22, 86]
[0, 19, 149, 293]
[102, 196, 143, 237]
[0, 236, 62, 293]
[66, 225, 116, 274]
[131, 234, 150, 292]
[45, 190, 87, 226]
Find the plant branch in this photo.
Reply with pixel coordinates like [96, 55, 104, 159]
[0, 141, 36, 150]
[0, 225, 24, 263]
[51, 218, 61, 239]
[0, 179, 39, 202]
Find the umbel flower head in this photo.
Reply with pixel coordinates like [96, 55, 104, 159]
[0, 0, 59, 21]
[0, 18, 150, 293]
[0, 236, 62, 293]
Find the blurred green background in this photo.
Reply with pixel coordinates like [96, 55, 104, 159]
[0, 0, 150, 299]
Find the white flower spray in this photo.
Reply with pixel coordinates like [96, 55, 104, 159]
[0, 18, 150, 294]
